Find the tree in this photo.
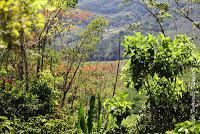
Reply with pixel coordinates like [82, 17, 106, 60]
[174, 0, 200, 30]
[0, 0, 48, 90]
[123, 0, 171, 36]
[60, 17, 108, 107]
[122, 32, 200, 133]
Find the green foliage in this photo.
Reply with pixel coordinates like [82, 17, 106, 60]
[77, 95, 97, 134]
[123, 32, 199, 90]
[104, 92, 132, 134]
[50, 0, 78, 8]
[0, 69, 7, 77]
[166, 121, 200, 134]
[13, 115, 76, 134]
[148, 74, 185, 103]
[121, 114, 138, 133]
[0, 0, 78, 49]
[0, 84, 39, 120]
[0, 0, 199, 133]
[0, 0, 47, 48]
[122, 32, 200, 133]
[78, 104, 87, 133]
[97, 93, 103, 132]
[0, 70, 60, 121]
[0, 79, 70, 133]
[145, 0, 171, 22]
[87, 95, 96, 134]
[31, 70, 59, 115]
[0, 116, 14, 134]
[79, 17, 108, 57]
[105, 92, 131, 126]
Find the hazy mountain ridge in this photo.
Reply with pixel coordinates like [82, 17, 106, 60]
[78, 0, 145, 29]
[73, 0, 200, 61]
[77, 0, 145, 60]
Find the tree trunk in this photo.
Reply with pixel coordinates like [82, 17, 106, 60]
[18, 57, 24, 80]
[113, 32, 122, 97]
[41, 37, 47, 72]
[61, 58, 82, 108]
[20, 29, 29, 91]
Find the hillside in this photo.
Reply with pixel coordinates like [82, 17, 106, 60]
[77, 0, 145, 60]
[77, 0, 200, 60]
[0, 1, 200, 133]
[78, 0, 145, 29]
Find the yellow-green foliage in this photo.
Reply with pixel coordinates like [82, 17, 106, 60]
[0, 0, 47, 48]
[166, 121, 200, 134]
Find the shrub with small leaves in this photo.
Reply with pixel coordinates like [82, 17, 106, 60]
[166, 121, 200, 134]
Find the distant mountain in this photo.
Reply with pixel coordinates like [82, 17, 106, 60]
[77, 0, 145, 60]
[63, 0, 200, 61]
[78, 0, 146, 29]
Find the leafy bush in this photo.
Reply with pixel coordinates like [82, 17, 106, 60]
[0, 116, 14, 134]
[14, 115, 77, 134]
[104, 92, 132, 133]
[0, 84, 39, 120]
[123, 32, 199, 91]
[122, 32, 200, 133]
[166, 121, 200, 134]
[31, 70, 59, 115]
[77, 95, 96, 134]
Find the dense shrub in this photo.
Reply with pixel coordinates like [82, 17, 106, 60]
[0, 84, 39, 120]
[30, 70, 60, 115]
[166, 121, 200, 134]
[122, 33, 200, 133]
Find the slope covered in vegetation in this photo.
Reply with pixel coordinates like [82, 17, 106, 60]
[77, 0, 200, 60]
[0, 0, 200, 133]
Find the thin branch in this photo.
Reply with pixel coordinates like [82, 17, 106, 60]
[140, 1, 166, 36]
[175, 0, 200, 30]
